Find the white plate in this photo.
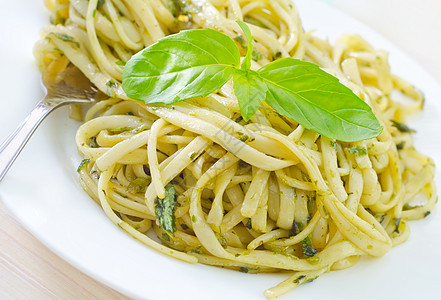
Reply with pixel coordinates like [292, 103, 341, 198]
[1, 1, 440, 299]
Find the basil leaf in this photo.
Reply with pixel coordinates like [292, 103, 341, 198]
[236, 20, 253, 71]
[258, 58, 383, 142]
[233, 70, 267, 121]
[122, 29, 240, 104]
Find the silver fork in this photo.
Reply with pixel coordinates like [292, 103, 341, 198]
[0, 65, 99, 182]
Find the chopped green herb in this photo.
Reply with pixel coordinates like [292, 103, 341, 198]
[115, 60, 125, 66]
[330, 140, 337, 149]
[50, 32, 80, 48]
[106, 79, 119, 88]
[191, 215, 196, 223]
[305, 276, 317, 283]
[107, 126, 133, 134]
[424, 211, 431, 218]
[128, 177, 151, 194]
[97, 0, 104, 9]
[396, 141, 406, 150]
[252, 49, 262, 62]
[391, 120, 415, 133]
[77, 159, 90, 172]
[307, 196, 315, 215]
[274, 51, 282, 59]
[301, 237, 318, 257]
[233, 35, 246, 48]
[155, 185, 178, 233]
[239, 267, 249, 273]
[393, 218, 401, 233]
[89, 136, 98, 148]
[289, 221, 300, 237]
[246, 218, 252, 229]
[238, 134, 250, 142]
[375, 213, 385, 224]
[234, 116, 243, 123]
[348, 146, 367, 156]
[181, 223, 189, 230]
[106, 79, 119, 97]
[216, 233, 227, 248]
[322, 205, 328, 216]
[189, 151, 198, 160]
[293, 275, 306, 284]
[161, 233, 170, 242]
[165, 0, 177, 17]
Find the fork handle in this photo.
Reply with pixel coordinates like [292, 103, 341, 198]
[0, 101, 56, 182]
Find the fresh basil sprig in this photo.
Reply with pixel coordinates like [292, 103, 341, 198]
[122, 21, 382, 142]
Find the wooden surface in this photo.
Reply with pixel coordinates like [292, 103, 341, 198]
[0, 1, 440, 299]
[0, 201, 128, 300]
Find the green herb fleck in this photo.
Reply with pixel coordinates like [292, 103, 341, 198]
[189, 151, 198, 160]
[89, 136, 98, 148]
[97, 0, 104, 9]
[239, 267, 249, 273]
[252, 49, 261, 62]
[155, 185, 178, 233]
[307, 196, 315, 215]
[115, 60, 125, 66]
[50, 32, 80, 48]
[106, 79, 119, 88]
[289, 221, 300, 237]
[424, 211, 431, 218]
[301, 237, 318, 257]
[393, 218, 401, 233]
[246, 218, 252, 229]
[396, 141, 406, 150]
[322, 205, 327, 216]
[216, 233, 227, 248]
[191, 215, 196, 223]
[128, 177, 151, 194]
[236, 131, 253, 142]
[391, 120, 415, 133]
[233, 35, 246, 48]
[107, 126, 133, 134]
[330, 140, 337, 149]
[162, 233, 170, 242]
[375, 213, 385, 224]
[348, 146, 367, 156]
[77, 159, 90, 172]
[293, 275, 306, 284]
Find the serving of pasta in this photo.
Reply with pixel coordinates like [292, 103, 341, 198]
[34, 0, 436, 297]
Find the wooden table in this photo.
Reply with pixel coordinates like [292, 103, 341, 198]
[0, 0, 440, 298]
[0, 201, 128, 299]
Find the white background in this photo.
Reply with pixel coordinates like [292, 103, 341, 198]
[319, 0, 441, 83]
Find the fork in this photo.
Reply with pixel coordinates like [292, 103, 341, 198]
[0, 65, 99, 182]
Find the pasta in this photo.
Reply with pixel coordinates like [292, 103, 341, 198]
[35, 0, 436, 297]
